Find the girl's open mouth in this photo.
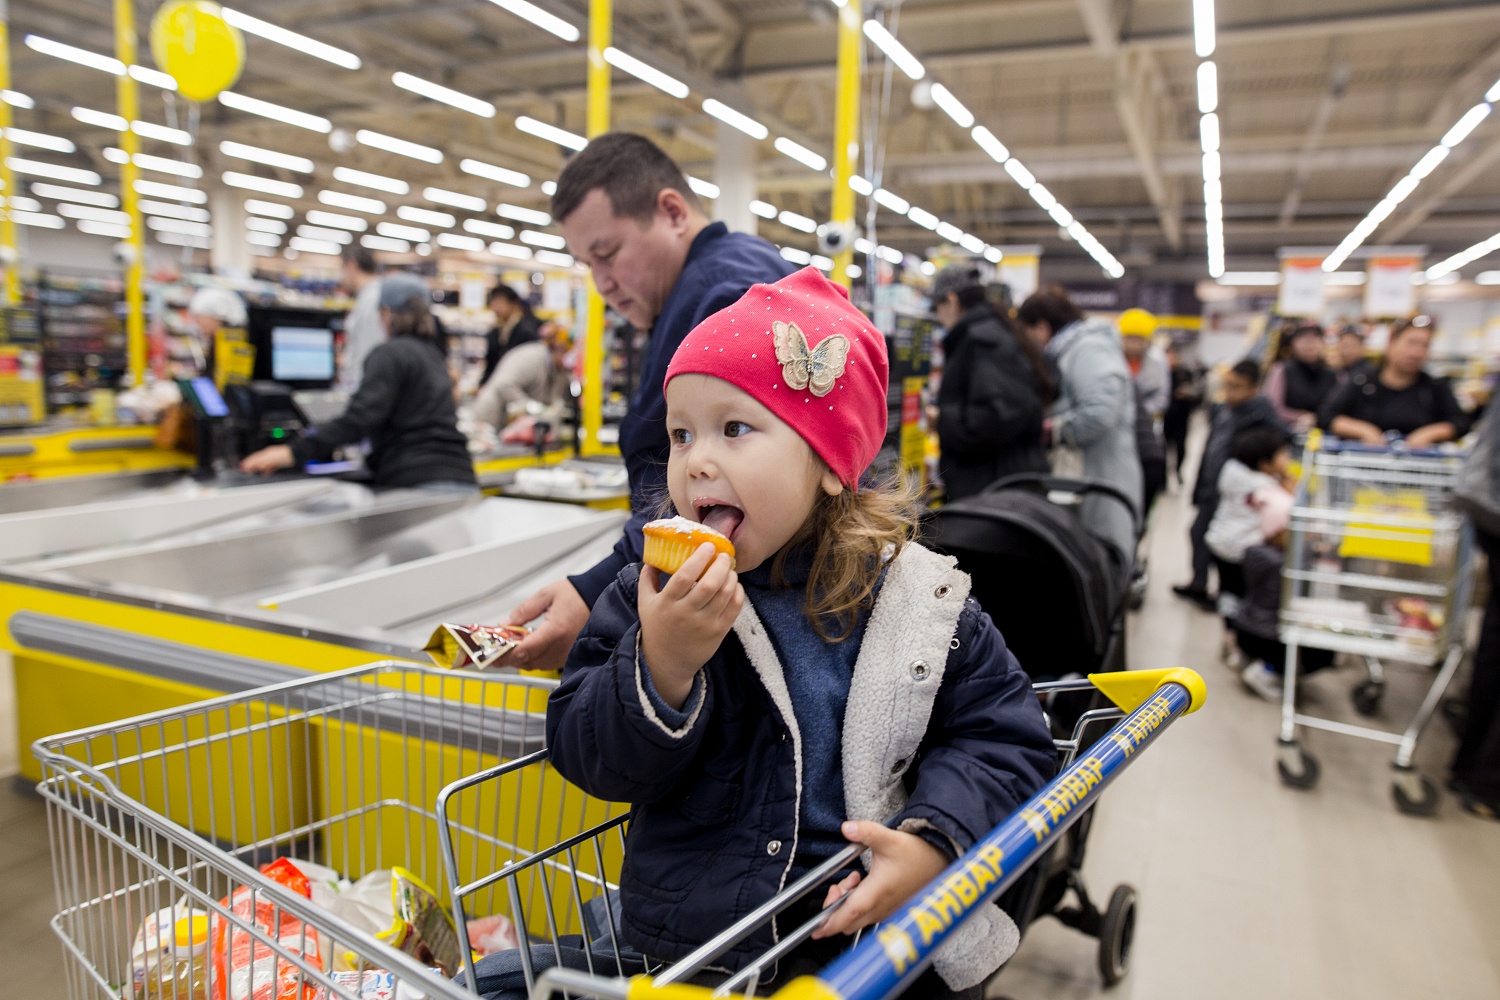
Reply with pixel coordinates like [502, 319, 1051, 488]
[695, 502, 745, 542]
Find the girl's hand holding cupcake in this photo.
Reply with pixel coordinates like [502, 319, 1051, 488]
[638, 542, 744, 710]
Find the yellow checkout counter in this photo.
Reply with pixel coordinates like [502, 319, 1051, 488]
[0, 428, 629, 782]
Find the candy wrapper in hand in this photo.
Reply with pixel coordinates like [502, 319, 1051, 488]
[423, 623, 529, 671]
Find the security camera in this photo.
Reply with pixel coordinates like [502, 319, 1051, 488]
[818, 220, 855, 256]
[113, 242, 139, 266]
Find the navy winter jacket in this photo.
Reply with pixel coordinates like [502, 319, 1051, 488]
[545, 551, 1057, 973]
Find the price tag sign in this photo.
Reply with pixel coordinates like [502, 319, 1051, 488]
[1364, 257, 1419, 318]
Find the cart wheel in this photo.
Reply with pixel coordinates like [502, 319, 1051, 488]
[1392, 767, 1440, 817]
[1277, 741, 1321, 790]
[1097, 884, 1137, 987]
[1351, 679, 1385, 717]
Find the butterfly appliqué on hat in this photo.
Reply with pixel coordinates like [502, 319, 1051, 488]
[772, 321, 849, 397]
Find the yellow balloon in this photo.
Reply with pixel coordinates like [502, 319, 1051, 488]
[150, 0, 245, 103]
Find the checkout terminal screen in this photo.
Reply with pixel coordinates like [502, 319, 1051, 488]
[189, 377, 229, 418]
[271, 327, 335, 382]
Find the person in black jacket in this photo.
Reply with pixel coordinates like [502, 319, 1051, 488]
[930, 263, 1052, 501]
[479, 284, 542, 385]
[240, 273, 477, 491]
[1321, 318, 1466, 447]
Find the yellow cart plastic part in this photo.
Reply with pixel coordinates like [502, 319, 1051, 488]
[624, 976, 843, 1000]
[1088, 667, 1207, 715]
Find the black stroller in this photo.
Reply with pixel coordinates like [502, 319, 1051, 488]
[922, 472, 1141, 984]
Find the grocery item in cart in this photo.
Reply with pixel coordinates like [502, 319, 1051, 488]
[641, 516, 735, 575]
[465, 914, 519, 957]
[423, 623, 530, 670]
[210, 858, 324, 1000]
[130, 902, 210, 987]
[310, 970, 429, 1000]
[385, 868, 464, 977]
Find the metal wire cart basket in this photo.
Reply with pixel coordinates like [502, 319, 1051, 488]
[1276, 439, 1477, 814]
[35, 662, 1203, 1000]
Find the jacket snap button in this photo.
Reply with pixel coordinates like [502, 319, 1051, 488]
[910, 660, 929, 680]
[767, 840, 782, 856]
[891, 757, 907, 775]
[934, 584, 951, 598]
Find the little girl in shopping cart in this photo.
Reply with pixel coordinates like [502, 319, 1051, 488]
[546, 267, 1057, 998]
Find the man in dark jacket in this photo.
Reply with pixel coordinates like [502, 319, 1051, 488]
[479, 284, 541, 386]
[504, 134, 794, 669]
[1174, 359, 1286, 609]
[930, 263, 1050, 500]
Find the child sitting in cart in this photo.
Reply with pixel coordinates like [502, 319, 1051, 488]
[546, 267, 1057, 998]
[1206, 425, 1295, 618]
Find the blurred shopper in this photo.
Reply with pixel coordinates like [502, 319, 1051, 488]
[1016, 287, 1140, 569]
[1453, 399, 1500, 819]
[1262, 321, 1337, 432]
[1205, 425, 1293, 612]
[1335, 324, 1370, 378]
[472, 322, 573, 431]
[930, 262, 1053, 500]
[1321, 318, 1466, 447]
[1120, 309, 1168, 420]
[185, 286, 246, 376]
[1163, 346, 1202, 487]
[1174, 360, 1286, 610]
[480, 284, 542, 385]
[337, 245, 383, 393]
[502, 133, 794, 670]
[241, 274, 476, 491]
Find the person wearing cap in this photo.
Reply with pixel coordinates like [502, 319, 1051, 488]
[1261, 321, 1337, 432]
[1119, 307, 1169, 422]
[240, 272, 477, 490]
[503, 133, 794, 670]
[929, 262, 1052, 500]
[185, 286, 247, 377]
[547, 267, 1055, 997]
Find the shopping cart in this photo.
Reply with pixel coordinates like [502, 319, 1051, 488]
[438, 668, 1205, 1000]
[1276, 437, 1477, 815]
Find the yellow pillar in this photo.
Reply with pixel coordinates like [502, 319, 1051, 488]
[580, 0, 610, 455]
[0, 2, 20, 305]
[115, 0, 146, 387]
[830, 0, 862, 289]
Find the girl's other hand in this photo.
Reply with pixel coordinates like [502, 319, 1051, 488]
[813, 821, 950, 939]
[638, 544, 743, 709]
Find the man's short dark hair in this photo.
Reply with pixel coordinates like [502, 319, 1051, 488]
[1228, 359, 1263, 386]
[1230, 425, 1289, 470]
[341, 244, 376, 274]
[551, 132, 702, 224]
[488, 284, 524, 307]
[1015, 286, 1084, 334]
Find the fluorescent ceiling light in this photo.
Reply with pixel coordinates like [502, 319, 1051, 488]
[24, 35, 123, 74]
[246, 231, 282, 247]
[862, 20, 925, 80]
[773, 137, 827, 171]
[156, 230, 212, 249]
[849, 175, 874, 196]
[603, 47, 689, 99]
[1216, 271, 1281, 286]
[1003, 159, 1036, 189]
[223, 171, 303, 198]
[1028, 184, 1057, 211]
[959, 233, 986, 255]
[846, 264, 862, 279]
[5, 129, 74, 154]
[1193, 0, 1215, 57]
[289, 236, 342, 256]
[687, 176, 721, 199]
[749, 200, 779, 219]
[463, 219, 515, 239]
[906, 206, 940, 230]
[333, 166, 409, 195]
[72, 107, 127, 131]
[132, 121, 192, 146]
[147, 216, 212, 237]
[1410, 145, 1451, 180]
[490, 241, 532, 260]
[133, 153, 202, 179]
[245, 199, 295, 219]
[1425, 231, 1500, 280]
[220, 141, 314, 174]
[397, 205, 454, 227]
[32, 183, 117, 207]
[361, 235, 410, 253]
[983, 246, 1002, 263]
[971, 126, 1009, 163]
[541, 180, 556, 195]
[779, 210, 817, 233]
[392, 71, 495, 118]
[701, 100, 768, 141]
[7, 158, 101, 186]
[57, 203, 130, 225]
[460, 158, 530, 188]
[76, 220, 133, 239]
[780, 246, 813, 265]
[520, 229, 567, 249]
[356, 129, 442, 164]
[436, 233, 485, 252]
[1474, 270, 1500, 285]
[854, 238, 876, 255]
[1441, 103, 1492, 148]
[936, 221, 964, 243]
[305, 210, 367, 232]
[878, 245, 904, 264]
[128, 65, 177, 90]
[1197, 61, 1218, 114]
[873, 188, 910, 214]
[1048, 204, 1075, 228]
[13, 210, 64, 229]
[379, 222, 431, 242]
[5, 196, 42, 212]
[534, 250, 575, 268]
[320, 190, 387, 214]
[141, 200, 210, 222]
[246, 217, 287, 234]
[514, 116, 588, 151]
[812, 254, 834, 272]
[484, 0, 580, 42]
[424, 187, 485, 211]
[1202, 150, 1221, 181]
[929, 83, 974, 128]
[497, 203, 550, 226]
[920, 261, 936, 276]
[102, 147, 130, 163]
[220, 8, 361, 69]
[2, 90, 34, 109]
[218, 91, 332, 133]
[1200, 112, 1220, 153]
[298, 224, 353, 244]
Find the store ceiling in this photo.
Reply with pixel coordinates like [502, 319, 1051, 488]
[8, 0, 1500, 281]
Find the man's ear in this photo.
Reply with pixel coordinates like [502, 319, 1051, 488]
[657, 187, 695, 233]
[820, 467, 844, 497]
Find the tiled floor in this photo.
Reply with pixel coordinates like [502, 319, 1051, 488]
[2, 469, 1497, 999]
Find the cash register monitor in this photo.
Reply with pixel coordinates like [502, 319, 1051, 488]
[247, 305, 342, 390]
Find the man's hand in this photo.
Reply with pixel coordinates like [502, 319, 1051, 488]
[638, 544, 743, 710]
[240, 445, 295, 474]
[813, 821, 951, 939]
[505, 579, 591, 671]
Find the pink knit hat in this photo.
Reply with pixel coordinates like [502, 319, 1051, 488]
[664, 266, 889, 487]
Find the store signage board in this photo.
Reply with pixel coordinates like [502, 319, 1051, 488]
[1278, 257, 1325, 317]
[1364, 257, 1419, 318]
[998, 245, 1041, 304]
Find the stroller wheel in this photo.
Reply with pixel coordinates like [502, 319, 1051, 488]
[1391, 766, 1440, 817]
[1277, 740, 1321, 790]
[1097, 884, 1137, 986]
[1351, 679, 1385, 717]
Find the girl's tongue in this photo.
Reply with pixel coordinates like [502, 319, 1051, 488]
[700, 504, 744, 541]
